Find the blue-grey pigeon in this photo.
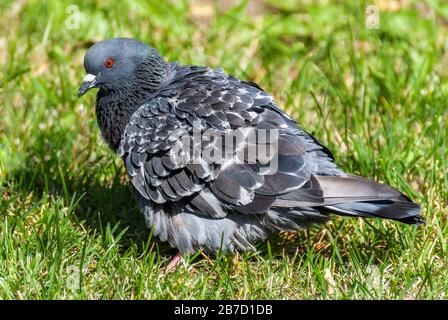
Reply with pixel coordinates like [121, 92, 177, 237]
[78, 38, 423, 264]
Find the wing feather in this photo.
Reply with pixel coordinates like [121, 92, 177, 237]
[119, 66, 343, 218]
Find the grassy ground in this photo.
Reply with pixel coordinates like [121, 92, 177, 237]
[0, 0, 447, 299]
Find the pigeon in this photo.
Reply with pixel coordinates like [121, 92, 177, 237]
[78, 38, 423, 264]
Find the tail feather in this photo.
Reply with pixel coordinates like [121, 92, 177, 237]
[315, 175, 423, 225]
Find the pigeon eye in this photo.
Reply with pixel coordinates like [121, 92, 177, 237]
[104, 58, 115, 68]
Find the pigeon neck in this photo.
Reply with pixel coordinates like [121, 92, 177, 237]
[95, 58, 173, 151]
[133, 54, 169, 91]
[95, 90, 135, 151]
[95, 84, 157, 151]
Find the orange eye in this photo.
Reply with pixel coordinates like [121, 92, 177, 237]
[104, 58, 115, 68]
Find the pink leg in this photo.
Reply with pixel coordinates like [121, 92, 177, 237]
[166, 252, 182, 272]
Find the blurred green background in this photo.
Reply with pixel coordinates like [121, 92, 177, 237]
[0, 0, 447, 299]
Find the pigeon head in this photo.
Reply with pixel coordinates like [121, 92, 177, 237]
[78, 38, 167, 97]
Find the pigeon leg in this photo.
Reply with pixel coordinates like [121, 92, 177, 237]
[166, 252, 182, 272]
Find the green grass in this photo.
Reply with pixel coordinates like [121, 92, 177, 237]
[0, 0, 447, 299]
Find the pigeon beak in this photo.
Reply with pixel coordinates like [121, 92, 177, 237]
[78, 74, 97, 97]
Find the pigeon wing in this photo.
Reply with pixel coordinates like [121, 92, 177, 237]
[118, 67, 342, 218]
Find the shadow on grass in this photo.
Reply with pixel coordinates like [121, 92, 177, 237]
[2, 145, 178, 258]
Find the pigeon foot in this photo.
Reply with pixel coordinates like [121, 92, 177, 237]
[166, 252, 182, 272]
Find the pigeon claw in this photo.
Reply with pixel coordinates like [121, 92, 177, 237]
[166, 252, 183, 273]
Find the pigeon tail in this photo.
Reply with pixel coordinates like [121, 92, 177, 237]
[315, 175, 423, 225]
